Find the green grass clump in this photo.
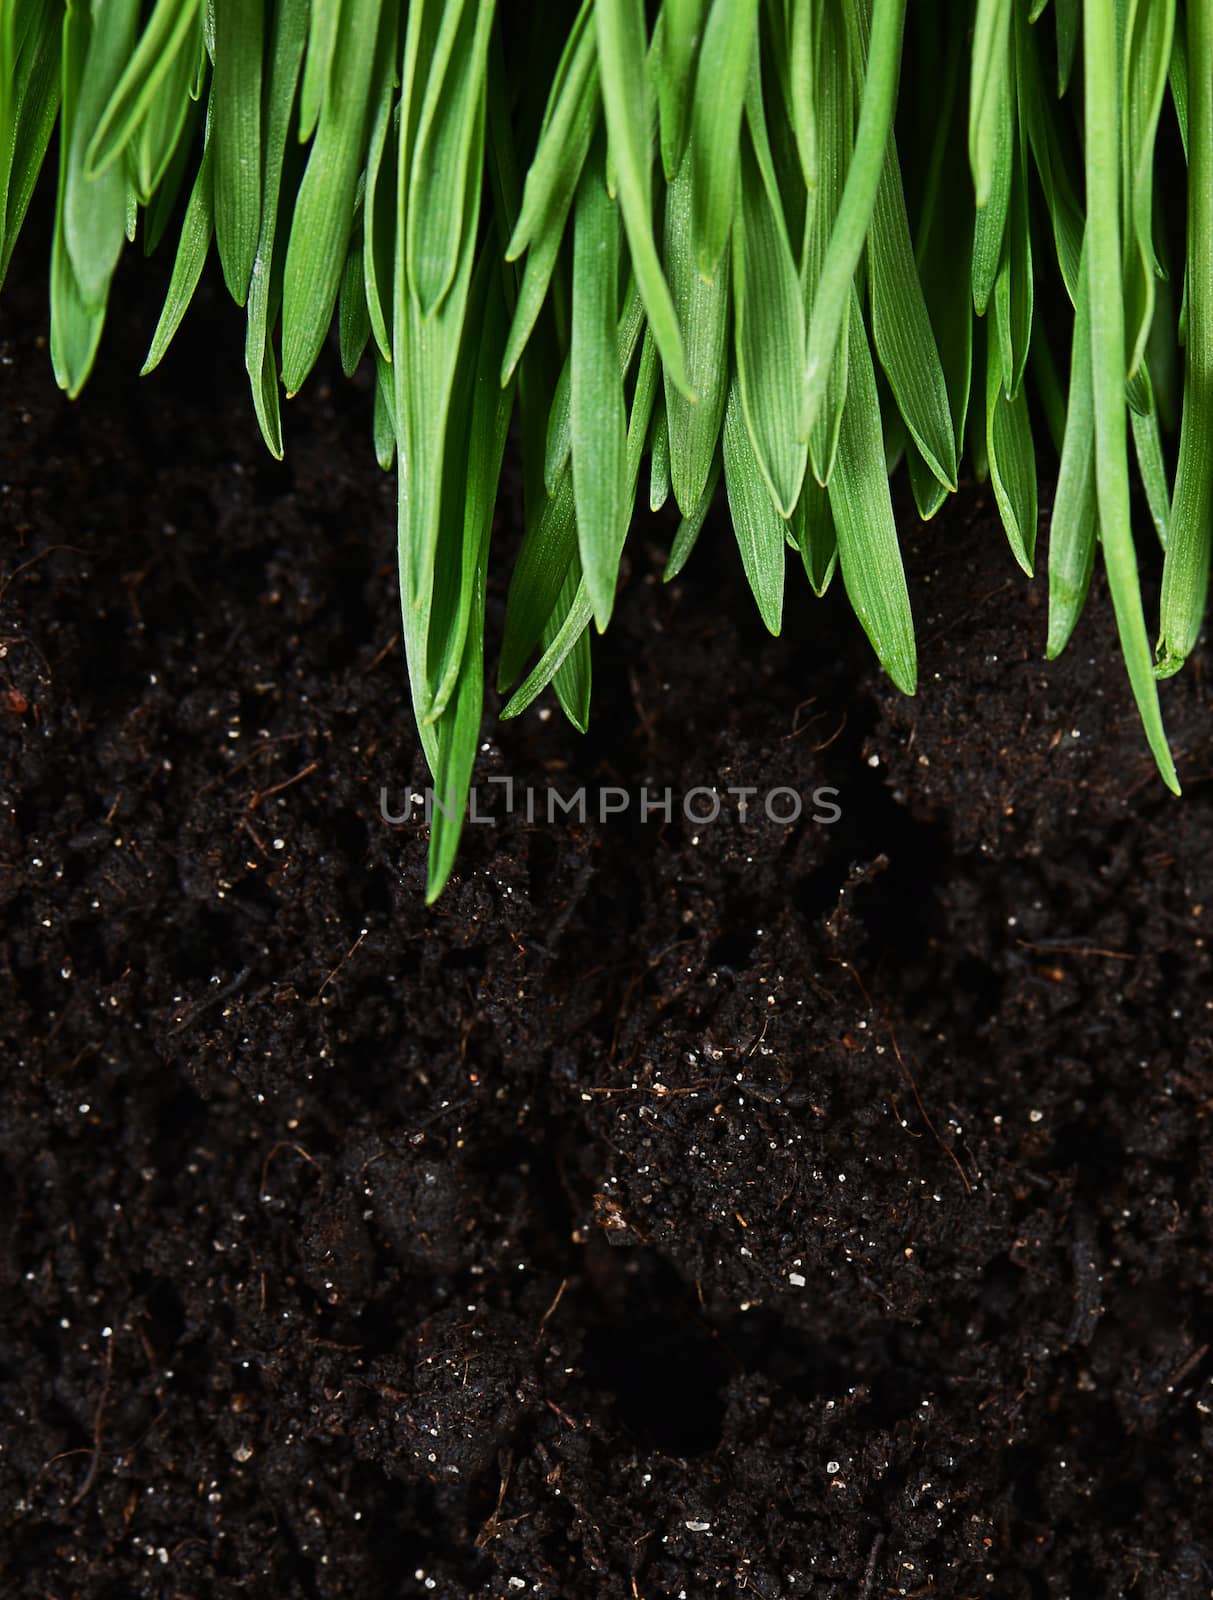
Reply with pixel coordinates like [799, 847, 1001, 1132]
[1, 0, 1204, 897]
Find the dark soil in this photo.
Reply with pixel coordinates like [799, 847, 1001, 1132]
[2, 240, 1212, 1600]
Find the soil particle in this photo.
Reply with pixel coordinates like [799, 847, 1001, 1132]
[2, 241, 1212, 1599]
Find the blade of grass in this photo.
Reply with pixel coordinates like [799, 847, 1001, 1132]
[63, 0, 139, 310]
[508, 0, 596, 260]
[570, 146, 628, 629]
[970, 0, 1011, 204]
[142, 93, 215, 375]
[546, 274, 642, 494]
[596, 0, 691, 396]
[686, 0, 758, 279]
[995, 11, 1034, 397]
[1122, 0, 1175, 383]
[50, 0, 106, 396]
[373, 350, 396, 469]
[1055, 0, 1080, 94]
[547, 557, 593, 731]
[802, 0, 852, 487]
[339, 215, 371, 376]
[970, 49, 1013, 317]
[1020, 14, 1082, 302]
[869, 132, 958, 490]
[828, 293, 916, 693]
[649, 390, 671, 510]
[498, 468, 577, 690]
[663, 138, 731, 515]
[142, 95, 200, 254]
[298, 0, 340, 143]
[244, 0, 309, 459]
[128, 14, 203, 202]
[985, 315, 1037, 574]
[500, 58, 598, 384]
[84, 0, 203, 180]
[1157, 0, 1213, 678]
[1129, 372, 1170, 549]
[664, 450, 720, 580]
[734, 97, 806, 517]
[362, 1, 401, 363]
[212, 0, 263, 305]
[1047, 246, 1096, 655]
[427, 241, 515, 722]
[656, 0, 706, 180]
[1083, 0, 1178, 787]
[281, 0, 384, 395]
[0, 2, 61, 288]
[500, 578, 594, 720]
[722, 377, 785, 634]
[803, 0, 905, 443]
[408, 0, 495, 319]
[789, 469, 838, 596]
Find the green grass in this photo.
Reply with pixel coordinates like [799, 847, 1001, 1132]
[1, 0, 1203, 898]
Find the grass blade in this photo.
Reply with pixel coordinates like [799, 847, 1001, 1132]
[281, 0, 384, 395]
[1055, 0, 1080, 94]
[664, 451, 720, 580]
[1129, 374, 1170, 549]
[995, 15, 1034, 397]
[802, 0, 853, 486]
[733, 103, 806, 517]
[656, 0, 706, 180]
[789, 470, 838, 596]
[508, 0, 596, 259]
[686, 0, 758, 279]
[339, 215, 371, 376]
[1047, 247, 1096, 656]
[985, 314, 1037, 575]
[373, 351, 396, 469]
[649, 389, 671, 511]
[970, 52, 1013, 317]
[546, 274, 643, 494]
[0, 3, 62, 289]
[803, 0, 905, 442]
[1157, 0, 1213, 678]
[408, 0, 495, 319]
[84, 0, 202, 182]
[212, 0, 263, 305]
[500, 579, 594, 720]
[500, 62, 598, 384]
[869, 132, 958, 491]
[663, 139, 731, 514]
[362, 1, 402, 363]
[1020, 15, 1083, 303]
[596, 0, 691, 396]
[722, 376, 785, 634]
[547, 558, 593, 731]
[970, 0, 1011, 205]
[1083, 0, 1178, 788]
[828, 294, 916, 693]
[1121, 0, 1174, 382]
[142, 97, 215, 375]
[51, 0, 106, 396]
[298, 0, 341, 143]
[499, 469, 577, 690]
[427, 240, 515, 723]
[244, 0, 310, 458]
[64, 0, 139, 310]
[570, 147, 628, 629]
[128, 19, 202, 203]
